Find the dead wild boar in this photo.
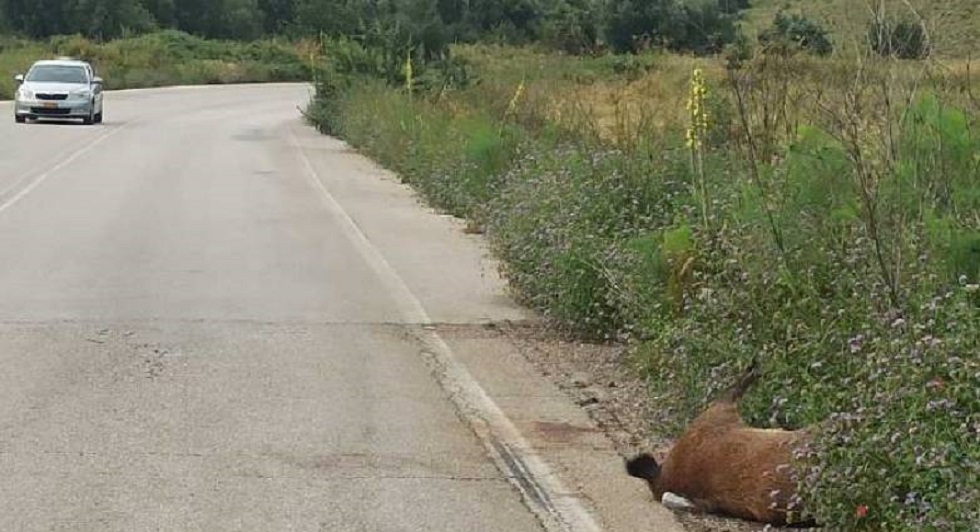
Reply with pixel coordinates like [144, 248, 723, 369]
[626, 360, 817, 526]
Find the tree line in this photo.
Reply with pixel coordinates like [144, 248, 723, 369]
[0, 0, 752, 54]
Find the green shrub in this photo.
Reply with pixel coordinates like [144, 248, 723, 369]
[539, 0, 601, 54]
[605, 53, 658, 82]
[414, 54, 477, 93]
[869, 18, 930, 59]
[465, 0, 545, 44]
[305, 64, 355, 136]
[948, 232, 980, 284]
[759, 11, 834, 56]
[612, 224, 697, 334]
[605, 0, 739, 55]
[485, 138, 703, 338]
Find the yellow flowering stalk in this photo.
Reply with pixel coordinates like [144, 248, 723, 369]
[505, 78, 526, 119]
[686, 68, 709, 150]
[687, 67, 711, 233]
[403, 50, 414, 94]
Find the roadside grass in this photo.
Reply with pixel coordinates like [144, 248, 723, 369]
[0, 30, 312, 100]
[307, 38, 979, 530]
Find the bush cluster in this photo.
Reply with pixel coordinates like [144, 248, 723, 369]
[869, 17, 930, 59]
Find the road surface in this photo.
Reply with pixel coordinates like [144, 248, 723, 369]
[0, 85, 682, 532]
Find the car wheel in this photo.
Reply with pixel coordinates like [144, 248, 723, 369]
[94, 111, 103, 124]
[15, 115, 26, 124]
[82, 111, 94, 126]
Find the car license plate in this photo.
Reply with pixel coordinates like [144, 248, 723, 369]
[41, 102, 58, 109]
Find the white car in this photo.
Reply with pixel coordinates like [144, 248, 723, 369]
[13, 58, 104, 125]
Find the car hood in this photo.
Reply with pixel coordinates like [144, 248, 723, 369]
[21, 81, 89, 93]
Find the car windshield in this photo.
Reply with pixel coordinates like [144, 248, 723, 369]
[26, 65, 88, 84]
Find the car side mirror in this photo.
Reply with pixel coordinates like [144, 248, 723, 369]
[14, 74, 24, 84]
[92, 76, 103, 85]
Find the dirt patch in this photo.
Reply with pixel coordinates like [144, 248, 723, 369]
[484, 320, 777, 532]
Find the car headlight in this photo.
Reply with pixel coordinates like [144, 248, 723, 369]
[16, 88, 34, 100]
[70, 89, 92, 100]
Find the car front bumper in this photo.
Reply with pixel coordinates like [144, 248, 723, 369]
[14, 99, 94, 119]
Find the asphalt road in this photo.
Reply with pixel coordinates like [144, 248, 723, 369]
[0, 85, 682, 532]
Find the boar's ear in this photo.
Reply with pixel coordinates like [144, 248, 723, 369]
[626, 453, 660, 480]
[725, 356, 761, 402]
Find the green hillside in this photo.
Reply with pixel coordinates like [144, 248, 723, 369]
[741, 0, 979, 58]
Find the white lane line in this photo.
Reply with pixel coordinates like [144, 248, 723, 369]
[0, 124, 129, 216]
[289, 126, 604, 532]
